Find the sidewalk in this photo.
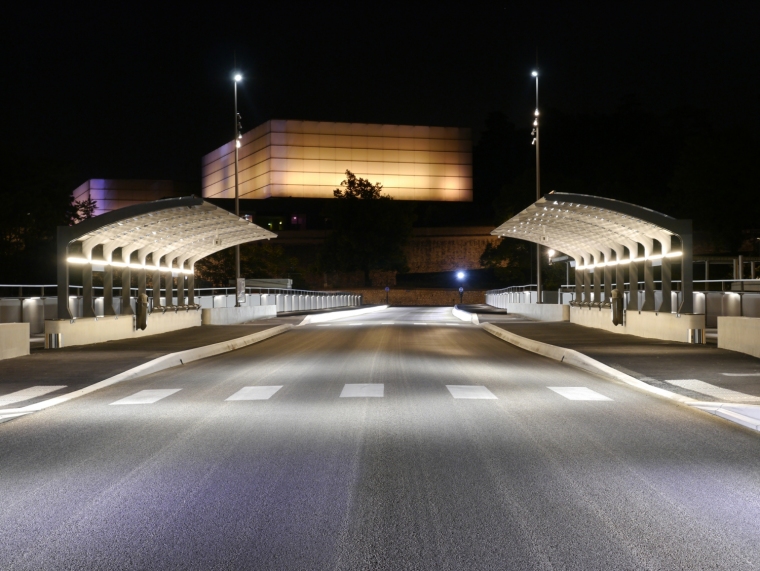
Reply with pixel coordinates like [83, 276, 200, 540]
[0, 316, 301, 412]
[478, 315, 760, 401]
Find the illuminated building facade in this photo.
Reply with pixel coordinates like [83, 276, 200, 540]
[201, 120, 472, 201]
[72, 179, 188, 216]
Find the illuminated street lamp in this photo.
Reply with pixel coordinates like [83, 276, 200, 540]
[531, 70, 542, 304]
[233, 72, 242, 307]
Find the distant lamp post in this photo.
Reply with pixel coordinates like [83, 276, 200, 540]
[457, 271, 465, 303]
[531, 70, 542, 304]
[233, 72, 243, 307]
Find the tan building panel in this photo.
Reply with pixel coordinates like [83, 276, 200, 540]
[201, 120, 472, 201]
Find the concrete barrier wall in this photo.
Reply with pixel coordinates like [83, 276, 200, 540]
[570, 306, 705, 343]
[0, 323, 30, 360]
[501, 302, 570, 322]
[201, 304, 277, 325]
[718, 316, 760, 358]
[44, 310, 201, 348]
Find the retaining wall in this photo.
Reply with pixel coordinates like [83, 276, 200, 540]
[570, 306, 705, 343]
[44, 310, 202, 348]
[0, 323, 30, 360]
[718, 316, 760, 359]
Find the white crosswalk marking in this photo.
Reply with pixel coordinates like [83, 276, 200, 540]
[665, 379, 760, 403]
[340, 384, 384, 398]
[446, 385, 498, 399]
[317, 324, 332, 327]
[226, 386, 283, 401]
[381, 322, 395, 325]
[0, 386, 67, 407]
[548, 387, 612, 401]
[110, 389, 181, 405]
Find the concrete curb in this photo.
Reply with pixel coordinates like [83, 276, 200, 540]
[480, 322, 760, 433]
[0, 324, 293, 420]
[299, 305, 389, 326]
[452, 307, 479, 324]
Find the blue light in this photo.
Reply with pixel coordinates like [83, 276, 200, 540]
[457, 271, 465, 280]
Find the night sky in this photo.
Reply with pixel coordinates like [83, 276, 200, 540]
[6, 2, 759, 186]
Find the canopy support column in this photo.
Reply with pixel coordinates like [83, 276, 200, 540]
[165, 274, 174, 308]
[593, 268, 602, 305]
[56, 227, 72, 320]
[583, 269, 592, 304]
[575, 265, 583, 303]
[121, 267, 133, 315]
[178, 274, 185, 306]
[681, 230, 694, 313]
[83, 264, 96, 318]
[642, 260, 655, 311]
[660, 257, 672, 313]
[188, 272, 195, 304]
[153, 269, 162, 309]
[628, 261, 639, 311]
[103, 266, 116, 316]
[603, 263, 612, 304]
[138, 269, 146, 304]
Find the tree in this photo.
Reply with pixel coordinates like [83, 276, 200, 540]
[194, 241, 298, 287]
[320, 170, 415, 286]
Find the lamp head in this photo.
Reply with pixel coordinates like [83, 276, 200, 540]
[234, 73, 242, 82]
[531, 71, 538, 77]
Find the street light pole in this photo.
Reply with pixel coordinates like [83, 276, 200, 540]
[233, 73, 242, 307]
[531, 70, 542, 304]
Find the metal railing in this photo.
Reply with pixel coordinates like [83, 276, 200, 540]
[0, 284, 364, 334]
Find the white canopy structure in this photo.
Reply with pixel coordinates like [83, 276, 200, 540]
[57, 196, 276, 319]
[491, 192, 694, 313]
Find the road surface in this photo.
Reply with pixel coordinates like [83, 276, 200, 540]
[2, 307, 759, 570]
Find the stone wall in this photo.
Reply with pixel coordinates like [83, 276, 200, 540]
[275, 226, 500, 288]
[355, 288, 486, 306]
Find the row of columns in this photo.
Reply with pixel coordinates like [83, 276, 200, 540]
[78, 264, 194, 319]
[573, 256, 672, 312]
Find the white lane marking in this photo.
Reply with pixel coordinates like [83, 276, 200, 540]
[226, 386, 283, 401]
[414, 322, 428, 325]
[0, 386, 67, 407]
[349, 323, 364, 326]
[548, 387, 612, 401]
[110, 389, 181, 405]
[340, 384, 384, 398]
[665, 379, 760, 403]
[721, 373, 760, 377]
[318, 324, 332, 327]
[0, 412, 32, 422]
[381, 322, 395, 325]
[446, 385, 498, 399]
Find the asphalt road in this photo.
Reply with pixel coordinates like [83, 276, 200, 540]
[2, 307, 760, 570]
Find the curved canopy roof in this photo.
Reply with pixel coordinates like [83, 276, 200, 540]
[491, 192, 692, 269]
[61, 196, 276, 272]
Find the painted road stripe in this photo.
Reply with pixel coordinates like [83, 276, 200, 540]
[381, 322, 395, 325]
[446, 385, 498, 399]
[0, 386, 67, 407]
[110, 389, 181, 405]
[721, 373, 760, 377]
[548, 387, 612, 401]
[317, 324, 332, 327]
[226, 386, 283, 401]
[665, 379, 760, 403]
[340, 384, 384, 398]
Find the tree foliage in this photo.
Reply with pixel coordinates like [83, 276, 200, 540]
[0, 145, 87, 281]
[320, 170, 415, 285]
[194, 241, 298, 287]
